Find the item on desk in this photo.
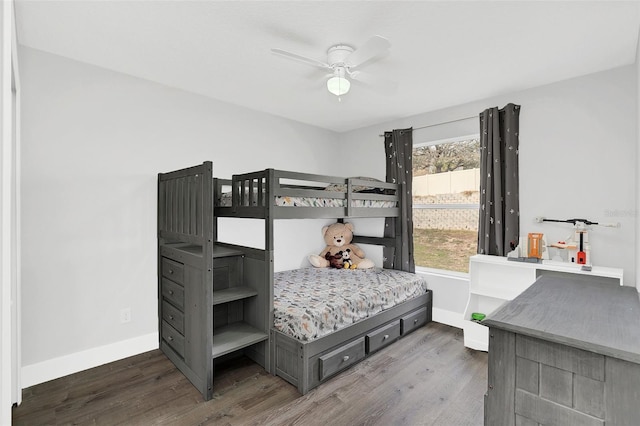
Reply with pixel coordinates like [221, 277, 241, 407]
[536, 217, 620, 229]
[550, 241, 577, 249]
[528, 233, 544, 259]
[508, 234, 549, 260]
[471, 312, 486, 322]
[536, 216, 621, 267]
[576, 231, 587, 265]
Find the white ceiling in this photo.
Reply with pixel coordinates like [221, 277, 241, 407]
[14, 1, 640, 133]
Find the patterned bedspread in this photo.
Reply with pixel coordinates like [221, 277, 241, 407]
[274, 196, 395, 208]
[218, 192, 395, 208]
[273, 268, 428, 342]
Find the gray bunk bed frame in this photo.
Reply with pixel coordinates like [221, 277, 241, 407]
[157, 162, 432, 398]
[158, 162, 271, 401]
[214, 167, 433, 394]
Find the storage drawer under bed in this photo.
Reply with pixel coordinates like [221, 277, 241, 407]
[366, 320, 401, 354]
[272, 291, 432, 395]
[318, 338, 366, 381]
[401, 307, 428, 335]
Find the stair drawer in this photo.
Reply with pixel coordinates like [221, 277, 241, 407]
[401, 307, 428, 335]
[162, 300, 184, 333]
[161, 257, 184, 284]
[366, 320, 401, 354]
[162, 321, 185, 358]
[161, 277, 184, 310]
[319, 338, 365, 381]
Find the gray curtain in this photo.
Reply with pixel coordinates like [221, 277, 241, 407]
[478, 104, 520, 256]
[384, 128, 415, 272]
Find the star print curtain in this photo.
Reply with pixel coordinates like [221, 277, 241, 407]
[478, 104, 521, 256]
[384, 128, 415, 272]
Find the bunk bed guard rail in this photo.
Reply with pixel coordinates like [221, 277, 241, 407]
[214, 168, 401, 219]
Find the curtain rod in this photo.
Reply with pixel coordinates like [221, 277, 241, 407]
[378, 115, 477, 137]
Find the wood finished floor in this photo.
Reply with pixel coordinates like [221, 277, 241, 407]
[12, 323, 487, 426]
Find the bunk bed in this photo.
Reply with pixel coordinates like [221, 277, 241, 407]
[157, 162, 432, 399]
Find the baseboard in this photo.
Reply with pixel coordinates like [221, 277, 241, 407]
[21, 332, 159, 388]
[19, 309, 464, 388]
[432, 307, 465, 330]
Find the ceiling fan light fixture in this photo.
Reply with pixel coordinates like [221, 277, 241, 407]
[272, 35, 391, 98]
[327, 76, 350, 96]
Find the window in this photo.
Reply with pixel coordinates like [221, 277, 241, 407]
[412, 137, 480, 273]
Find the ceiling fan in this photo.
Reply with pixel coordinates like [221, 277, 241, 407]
[271, 35, 392, 99]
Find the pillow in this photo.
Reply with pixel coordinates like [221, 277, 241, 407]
[324, 176, 383, 193]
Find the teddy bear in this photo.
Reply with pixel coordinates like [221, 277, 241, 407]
[325, 251, 344, 269]
[308, 222, 374, 269]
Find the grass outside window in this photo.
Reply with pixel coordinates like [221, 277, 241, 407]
[413, 228, 477, 273]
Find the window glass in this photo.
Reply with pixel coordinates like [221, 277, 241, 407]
[413, 138, 480, 273]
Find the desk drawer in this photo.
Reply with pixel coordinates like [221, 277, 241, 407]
[162, 300, 184, 334]
[161, 257, 184, 284]
[319, 338, 365, 381]
[366, 320, 401, 354]
[161, 277, 184, 310]
[162, 321, 185, 358]
[401, 307, 428, 335]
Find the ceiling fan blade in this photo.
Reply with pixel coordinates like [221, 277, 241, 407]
[350, 71, 398, 94]
[271, 48, 332, 70]
[345, 35, 391, 68]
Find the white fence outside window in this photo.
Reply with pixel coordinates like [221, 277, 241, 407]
[413, 168, 480, 231]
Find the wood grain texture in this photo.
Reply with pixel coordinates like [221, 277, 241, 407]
[485, 274, 640, 425]
[539, 364, 572, 407]
[484, 275, 640, 364]
[574, 374, 604, 419]
[485, 328, 516, 426]
[515, 356, 538, 394]
[605, 356, 640, 425]
[515, 389, 603, 426]
[516, 334, 604, 381]
[13, 323, 487, 426]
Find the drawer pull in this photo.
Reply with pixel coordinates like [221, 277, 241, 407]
[342, 355, 350, 362]
[383, 334, 389, 340]
[168, 290, 174, 295]
[414, 319, 418, 324]
[169, 315, 174, 320]
[169, 269, 174, 274]
[167, 336, 174, 341]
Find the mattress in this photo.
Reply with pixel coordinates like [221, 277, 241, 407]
[274, 195, 395, 208]
[273, 268, 428, 342]
[218, 192, 396, 208]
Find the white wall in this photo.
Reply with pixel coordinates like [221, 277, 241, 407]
[0, 3, 8, 419]
[636, 33, 640, 293]
[1, 0, 21, 419]
[19, 47, 342, 387]
[341, 65, 638, 320]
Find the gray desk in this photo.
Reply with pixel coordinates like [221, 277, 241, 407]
[483, 275, 640, 426]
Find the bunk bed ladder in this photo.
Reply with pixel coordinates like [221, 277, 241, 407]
[158, 162, 215, 400]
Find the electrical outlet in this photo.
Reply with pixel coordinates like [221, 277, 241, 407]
[120, 308, 131, 323]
